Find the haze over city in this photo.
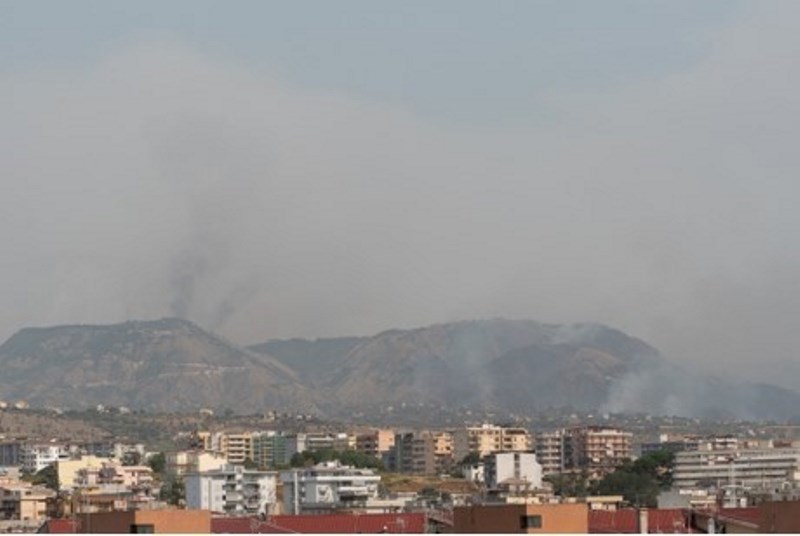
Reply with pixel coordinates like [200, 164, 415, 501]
[3, 0, 800, 392]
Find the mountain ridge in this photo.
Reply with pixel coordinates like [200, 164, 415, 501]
[1, 317, 798, 421]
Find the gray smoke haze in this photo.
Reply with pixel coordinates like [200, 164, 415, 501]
[2, 3, 800, 394]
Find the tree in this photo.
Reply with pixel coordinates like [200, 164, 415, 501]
[545, 471, 590, 498]
[147, 452, 167, 475]
[30, 465, 59, 491]
[458, 452, 482, 467]
[159, 476, 185, 506]
[589, 449, 675, 507]
[121, 451, 142, 466]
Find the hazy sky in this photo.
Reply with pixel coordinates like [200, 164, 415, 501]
[3, 1, 800, 388]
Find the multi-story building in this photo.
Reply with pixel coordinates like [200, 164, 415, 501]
[564, 427, 632, 479]
[285, 432, 353, 460]
[355, 430, 395, 459]
[20, 444, 70, 473]
[58, 456, 116, 491]
[252, 432, 288, 469]
[641, 434, 741, 456]
[166, 450, 227, 477]
[280, 461, 381, 514]
[219, 433, 254, 465]
[185, 464, 277, 516]
[673, 448, 800, 490]
[73, 464, 154, 491]
[453, 424, 532, 461]
[535, 430, 565, 476]
[484, 452, 543, 490]
[0, 484, 54, 523]
[393, 431, 453, 475]
[0, 442, 22, 468]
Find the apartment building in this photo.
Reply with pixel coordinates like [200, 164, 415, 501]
[484, 452, 543, 490]
[219, 433, 254, 465]
[0, 484, 54, 523]
[185, 464, 277, 516]
[534, 430, 565, 476]
[73, 464, 154, 491]
[286, 432, 353, 460]
[166, 450, 227, 477]
[393, 431, 453, 475]
[564, 426, 632, 479]
[20, 444, 70, 473]
[280, 461, 381, 514]
[453, 424, 532, 461]
[0, 442, 21, 467]
[673, 448, 800, 490]
[355, 430, 395, 459]
[252, 432, 288, 469]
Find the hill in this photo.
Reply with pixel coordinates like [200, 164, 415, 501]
[0, 318, 314, 413]
[2, 317, 799, 420]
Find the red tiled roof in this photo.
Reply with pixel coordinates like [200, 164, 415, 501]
[37, 519, 79, 534]
[717, 507, 760, 527]
[589, 508, 691, 533]
[212, 513, 427, 534]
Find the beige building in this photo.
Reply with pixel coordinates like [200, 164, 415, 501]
[194, 431, 258, 465]
[220, 433, 255, 465]
[167, 450, 227, 477]
[57, 456, 113, 492]
[454, 424, 533, 461]
[0, 484, 54, 523]
[355, 429, 395, 458]
[565, 426, 632, 479]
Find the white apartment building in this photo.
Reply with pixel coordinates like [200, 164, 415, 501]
[673, 448, 800, 490]
[185, 464, 277, 516]
[20, 444, 70, 473]
[484, 452, 543, 490]
[280, 461, 381, 514]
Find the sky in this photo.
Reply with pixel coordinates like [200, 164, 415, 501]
[2, 1, 800, 389]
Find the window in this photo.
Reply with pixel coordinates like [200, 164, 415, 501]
[520, 515, 542, 529]
[130, 524, 154, 533]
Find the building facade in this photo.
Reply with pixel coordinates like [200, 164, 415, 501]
[280, 461, 381, 514]
[673, 448, 800, 490]
[454, 424, 532, 461]
[484, 452, 543, 490]
[185, 464, 277, 516]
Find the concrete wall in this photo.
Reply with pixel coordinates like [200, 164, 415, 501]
[759, 500, 800, 533]
[454, 503, 588, 533]
[76, 509, 211, 533]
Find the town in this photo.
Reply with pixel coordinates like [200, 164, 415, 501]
[1, 404, 798, 533]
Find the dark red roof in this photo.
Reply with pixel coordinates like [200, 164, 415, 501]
[716, 507, 760, 527]
[212, 513, 427, 534]
[589, 508, 691, 533]
[37, 519, 79, 534]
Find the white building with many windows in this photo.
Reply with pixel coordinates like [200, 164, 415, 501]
[484, 452, 543, 490]
[20, 444, 70, 473]
[673, 448, 800, 490]
[280, 461, 381, 514]
[185, 465, 277, 516]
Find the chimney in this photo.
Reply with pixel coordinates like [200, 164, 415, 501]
[638, 508, 649, 534]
